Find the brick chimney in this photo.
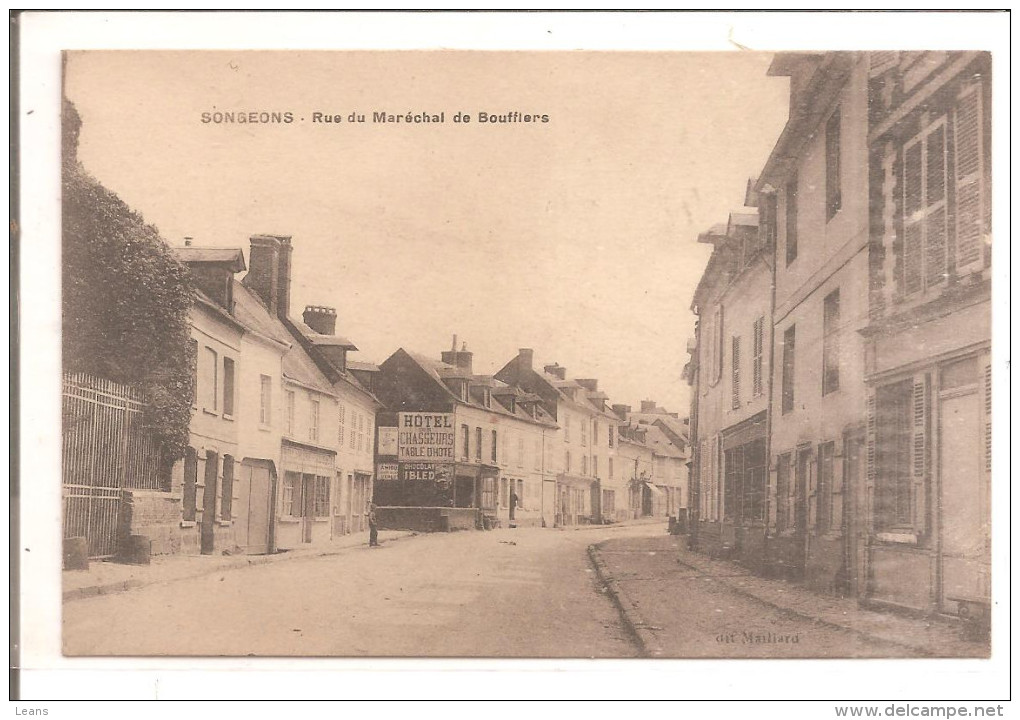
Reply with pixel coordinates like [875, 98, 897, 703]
[303, 305, 336, 335]
[441, 336, 473, 375]
[576, 379, 598, 392]
[544, 363, 566, 380]
[641, 400, 657, 413]
[244, 234, 293, 318]
[518, 348, 533, 372]
[612, 403, 631, 419]
[245, 235, 280, 314]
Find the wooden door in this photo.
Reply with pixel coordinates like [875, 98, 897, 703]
[939, 388, 989, 610]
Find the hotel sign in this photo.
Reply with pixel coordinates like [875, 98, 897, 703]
[397, 412, 456, 461]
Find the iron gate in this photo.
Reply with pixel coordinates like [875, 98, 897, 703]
[62, 373, 165, 558]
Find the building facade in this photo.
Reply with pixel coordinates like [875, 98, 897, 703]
[372, 343, 558, 530]
[861, 52, 992, 617]
[688, 210, 773, 569]
[495, 350, 622, 527]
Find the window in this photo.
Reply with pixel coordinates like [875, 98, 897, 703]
[902, 117, 948, 296]
[475, 427, 483, 461]
[461, 424, 470, 460]
[581, 419, 588, 447]
[364, 417, 373, 456]
[203, 347, 218, 411]
[534, 439, 541, 470]
[608, 425, 615, 448]
[593, 455, 599, 478]
[357, 414, 365, 452]
[823, 290, 841, 395]
[816, 441, 835, 532]
[608, 457, 614, 479]
[189, 339, 198, 405]
[309, 398, 320, 443]
[285, 390, 295, 436]
[491, 430, 498, 463]
[338, 403, 345, 447]
[564, 413, 571, 442]
[313, 475, 330, 517]
[731, 335, 741, 409]
[602, 489, 616, 517]
[582, 455, 588, 476]
[722, 439, 767, 526]
[222, 358, 235, 416]
[752, 317, 764, 398]
[781, 325, 796, 414]
[349, 411, 357, 450]
[259, 375, 272, 425]
[502, 430, 509, 466]
[283, 471, 300, 516]
[517, 436, 524, 468]
[825, 106, 841, 220]
[565, 451, 571, 473]
[221, 456, 234, 520]
[517, 479, 525, 510]
[785, 177, 799, 265]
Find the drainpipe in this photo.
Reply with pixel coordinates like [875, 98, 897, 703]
[762, 187, 779, 573]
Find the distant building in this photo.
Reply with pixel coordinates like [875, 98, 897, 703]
[614, 401, 690, 520]
[372, 342, 558, 529]
[496, 350, 623, 526]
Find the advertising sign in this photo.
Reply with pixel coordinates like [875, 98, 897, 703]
[377, 426, 398, 456]
[376, 462, 398, 481]
[397, 412, 456, 461]
[399, 463, 454, 483]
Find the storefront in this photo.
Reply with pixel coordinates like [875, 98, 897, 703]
[276, 440, 336, 549]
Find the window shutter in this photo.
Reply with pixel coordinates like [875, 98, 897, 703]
[911, 375, 929, 533]
[903, 142, 924, 294]
[983, 360, 991, 473]
[731, 336, 741, 409]
[865, 389, 876, 489]
[924, 126, 948, 289]
[955, 85, 985, 274]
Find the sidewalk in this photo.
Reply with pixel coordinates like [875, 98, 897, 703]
[63, 530, 415, 602]
[589, 534, 990, 659]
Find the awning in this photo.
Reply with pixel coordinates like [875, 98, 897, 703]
[644, 482, 665, 498]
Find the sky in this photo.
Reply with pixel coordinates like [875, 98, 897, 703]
[64, 50, 789, 414]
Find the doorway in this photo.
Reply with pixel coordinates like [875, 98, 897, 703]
[235, 460, 274, 554]
[938, 387, 989, 611]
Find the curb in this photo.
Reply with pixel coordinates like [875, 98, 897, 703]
[63, 531, 417, 603]
[587, 541, 664, 658]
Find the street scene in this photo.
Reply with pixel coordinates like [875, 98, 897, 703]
[59, 49, 992, 661]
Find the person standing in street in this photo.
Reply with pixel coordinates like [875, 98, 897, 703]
[368, 503, 379, 547]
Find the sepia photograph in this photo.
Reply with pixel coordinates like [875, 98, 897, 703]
[14, 9, 1010, 706]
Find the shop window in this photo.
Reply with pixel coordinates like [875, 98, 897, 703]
[313, 475, 330, 517]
